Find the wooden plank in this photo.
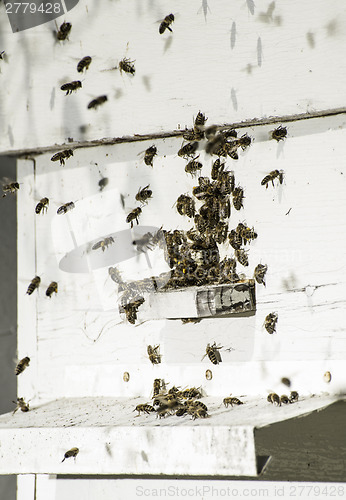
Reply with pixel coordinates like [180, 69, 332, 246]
[16, 474, 35, 500]
[1, 0, 346, 152]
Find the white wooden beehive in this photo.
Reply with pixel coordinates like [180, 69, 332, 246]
[0, 0, 346, 497]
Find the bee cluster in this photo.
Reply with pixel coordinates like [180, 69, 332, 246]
[267, 391, 299, 406]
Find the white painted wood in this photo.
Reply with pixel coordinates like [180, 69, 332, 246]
[35, 475, 57, 500]
[16, 475, 35, 500]
[1, 0, 346, 152]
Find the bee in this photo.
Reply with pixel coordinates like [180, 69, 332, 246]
[56, 22, 72, 41]
[60, 80, 82, 95]
[236, 223, 257, 244]
[0, 51, 5, 59]
[290, 391, 299, 403]
[35, 197, 49, 214]
[182, 387, 203, 399]
[211, 159, 225, 181]
[175, 407, 187, 417]
[57, 202, 75, 215]
[215, 170, 235, 197]
[223, 397, 244, 408]
[178, 142, 198, 158]
[26, 276, 40, 295]
[88, 95, 108, 109]
[135, 404, 155, 416]
[254, 264, 268, 286]
[271, 125, 287, 142]
[77, 56, 92, 73]
[232, 186, 244, 210]
[144, 145, 157, 166]
[92, 236, 115, 252]
[153, 378, 165, 397]
[235, 248, 249, 267]
[188, 407, 208, 419]
[219, 198, 231, 220]
[214, 221, 228, 244]
[176, 194, 195, 218]
[194, 214, 208, 233]
[280, 395, 290, 405]
[108, 266, 124, 284]
[122, 297, 145, 324]
[46, 281, 58, 298]
[61, 447, 79, 462]
[119, 58, 135, 75]
[222, 128, 238, 139]
[126, 207, 142, 228]
[98, 177, 109, 191]
[267, 393, 281, 406]
[159, 13, 175, 34]
[147, 344, 161, 365]
[194, 111, 207, 130]
[203, 342, 222, 365]
[15, 357, 30, 375]
[236, 133, 252, 150]
[51, 149, 73, 166]
[2, 180, 19, 197]
[261, 170, 284, 188]
[12, 397, 30, 415]
[281, 377, 291, 387]
[264, 312, 278, 334]
[183, 129, 205, 141]
[185, 156, 203, 176]
[135, 185, 152, 204]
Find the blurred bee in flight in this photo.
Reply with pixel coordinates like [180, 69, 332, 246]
[15, 357, 30, 375]
[51, 149, 73, 166]
[12, 397, 30, 415]
[35, 197, 49, 214]
[261, 169, 284, 188]
[2, 178, 19, 198]
[159, 14, 175, 34]
[46, 281, 58, 298]
[26, 276, 40, 295]
[60, 81, 82, 95]
[55, 22, 72, 41]
[92, 236, 114, 252]
[77, 56, 92, 73]
[57, 202, 75, 215]
[126, 207, 142, 228]
[135, 185, 152, 205]
[87, 95, 108, 109]
[62, 447, 79, 462]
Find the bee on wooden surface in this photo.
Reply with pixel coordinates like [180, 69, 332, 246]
[189, 407, 209, 419]
[236, 222, 257, 244]
[35, 197, 49, 215]
[194, 214, 208, 234]
[176, 194, 195, 218]
[194, 111, 207, 130]
[51, 149, 73, 166]
[56, 22, 72, 41]
[126, 207, 142, 228]
[77, 56, 92, 73]
[280, 395, 290, 405]
[46, 281, 58, 298]
[211, 159, 225, 181]
[135, 185, 152, 205]
[159, 13, 175, 34]
[189, 400, 208, 412]
[26, 276, 40, 295]
[254, 263, 267, 286]
[183, 129, 205, 141]
[185, 156, 203, 176]
[147, 344, 161, 364]
[135, 404, 155, 416]
[57, 202, 75, 215]
[267, 393, 280, 406]
[223, 397, 244, 408]
[215, 170, 235, 197]
[92, 236, 115, 252]
[271, 125, 287, 142]
[264, 312, 278, 334]
[181, 387, 203, 400]
[219, 198, 231, 220]
[236, 133, 252, 151]
[2, 179, 19, 197]
[144, 145, 157, 166]
[15, 357, 30, 375]
[178, 142, 198, 158]
[203, 342, 222, 365]
[181, 318, 202, 324]
[61, 447, 79, 462]
[222, 128, 238, 139]
[290, 391, 299, 403]
[261, 169, 284, 188]
[87, 95, 108, 109]
[232, 186, 244, 210]
[215, 221, 228, 244]
[12, 397, 30, 415]
[119, 57, 136, 75]
[60, 80, 82, 95]
[235, 248, 249, 267]
[108, 266, 124, 284]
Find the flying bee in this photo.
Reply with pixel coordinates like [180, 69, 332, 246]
[12, 397, 30, 415]
[35, 197, 49, 214]
[176, 194, 195, 218]
[77, 56, 92, 73]
[178, 142, 198, 158]
[26, 276, 40, 295]
[15, 357, 30, 375]
[2, 179, 19, 197]
[61, 447, 79, 462]
[98, 177, 109, 191]
[153, 378, 165, 397]
[271, 125, 287, 141]
[88, 95, 108, 109]
[135, 185, 152, 204]
[290, 391, 299, 403]
[46, 281, 58, 298]
[144, 145, 157, 166]
[203, 342, 223, 365]
[261, 169, 284, 188]
[194, 111, 207, 130]
[185, 156, 203, 176]
[51, 149, 73, 166]
[135, 404, 155, 416]
[267, 393, 281, 406]
[119, 57, 135, 75]
[223, 397, 244, 408]
[57, 201, 75, 214]
[56, 22, 72, 41]
[280, 395, 290, 405]
[92, 236, 115, 252]
[254, 263, 268, 286]
[159, 13, 175, 34]
[235, 248, 249, 267]
[264, 312, 278, 334]
[60, 80, 82, 95]
[232, 186, 244, 210]
[147, 345, 161, 364]
[126, 207, 142, 228]
[108, 266, 124, 284]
